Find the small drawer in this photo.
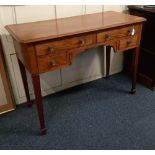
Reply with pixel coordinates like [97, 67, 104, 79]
[118, 35, 138, 52]
[37, 52, 69, 73]
[97, 25, 139, 43]
[35, 33, 96, 56]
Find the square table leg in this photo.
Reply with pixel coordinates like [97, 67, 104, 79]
[106, 46, 111, 78]
[131, 47, 140, 94]
[18, 58, 32, 107]
[32, 74, 46, 135]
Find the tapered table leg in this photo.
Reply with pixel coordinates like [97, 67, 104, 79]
[18, 59, 32, 107]
[106, 46, 111, 78]
[32, 75, 46, 135]
[131, 47, 140, 94]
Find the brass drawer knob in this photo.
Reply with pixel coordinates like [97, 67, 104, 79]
[48, 46, 55, 53]
[105, 34, 111, 40]
[127, 40, 132, 45]
[49, 59, 57, 66]
[128, 27, 136, 36]
[79, 38, 85, 46]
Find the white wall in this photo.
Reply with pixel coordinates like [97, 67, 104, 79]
[0, 5, 125, 104]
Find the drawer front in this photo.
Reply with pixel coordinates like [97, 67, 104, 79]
[97, 25, 139, 43]
[37, 53, 69, 73]
[35, 33, 96, 56]
[118, 35, 138, 52]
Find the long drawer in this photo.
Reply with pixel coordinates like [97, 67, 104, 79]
[35, 33, 96, 56]
[97, 24, 139, 43]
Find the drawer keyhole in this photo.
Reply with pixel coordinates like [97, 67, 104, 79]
[48, 46, 55, 53]
[79, 39, 85, 46]
[105, 34, 111, 40]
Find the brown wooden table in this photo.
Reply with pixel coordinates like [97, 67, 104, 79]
[5, 11, 146, 135]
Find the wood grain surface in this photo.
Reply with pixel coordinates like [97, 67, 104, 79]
[5, 11, 146, 43]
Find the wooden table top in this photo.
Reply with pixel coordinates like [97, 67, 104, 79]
[5, 11, 146, 43]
